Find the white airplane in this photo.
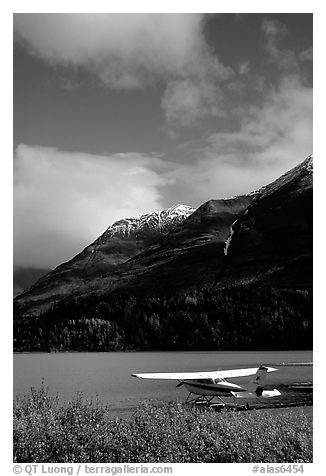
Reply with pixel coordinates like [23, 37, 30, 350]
[132, 365, 281, 405]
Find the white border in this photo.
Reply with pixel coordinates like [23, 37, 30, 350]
[2, 2, 323, 473]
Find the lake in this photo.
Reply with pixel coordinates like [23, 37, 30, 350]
[13, 351, 312, 416]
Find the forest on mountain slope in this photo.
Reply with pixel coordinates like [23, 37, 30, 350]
[14, 284, 312, 352]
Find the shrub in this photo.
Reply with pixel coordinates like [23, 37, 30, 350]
[13, 384, 313, 463]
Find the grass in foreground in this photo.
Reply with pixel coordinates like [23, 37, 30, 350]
[14, 384, 313, 463]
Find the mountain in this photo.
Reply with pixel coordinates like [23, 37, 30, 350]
[64, 194, 253, 300]
[14, 156, 313, 352]
[221, 154, 313, 288]
[13, 267, 51, 298]
[14, 204, 195, 315]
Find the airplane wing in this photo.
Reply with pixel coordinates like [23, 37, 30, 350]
[132, 366, 278, 380]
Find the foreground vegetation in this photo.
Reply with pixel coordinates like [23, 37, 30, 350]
[14, 384, 313, 463]
[14, 285, 312, 351]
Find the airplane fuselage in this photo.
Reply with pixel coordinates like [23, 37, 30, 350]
[182, 379, 243, 396]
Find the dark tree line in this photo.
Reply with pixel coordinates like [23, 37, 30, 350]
[13, 284, 312, 352]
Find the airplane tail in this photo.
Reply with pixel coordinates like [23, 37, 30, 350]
[245, 365, 268, 395]
[231, 365, 281, 398]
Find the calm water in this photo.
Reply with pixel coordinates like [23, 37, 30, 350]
[13, 351, 312, 415]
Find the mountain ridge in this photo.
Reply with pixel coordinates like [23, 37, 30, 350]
[220, 154, 312, 288]
[14, 203, 196, 315]
[14, 155, 312, 319]
[14, 155, 313, 352]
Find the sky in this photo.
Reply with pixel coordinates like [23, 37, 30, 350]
[13, 13, 313, 269]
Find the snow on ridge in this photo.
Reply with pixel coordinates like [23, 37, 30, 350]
[306, 154, 313, 173]
[104, 204, 195, 237]
[249, 154, 313, 199]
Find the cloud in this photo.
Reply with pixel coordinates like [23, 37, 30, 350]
[13, 14, 214, 88]
[14, 145, 167, 268]
[238, 61, 251, 76]
[161, 79, 225, 128]
[13, 15, 312, 271]
[166, 17, 310, 201]
[207, 78, 312, 176]
[299, 47, 313, 62]
[261, 18, 298, 73]
[162, 77, 312, 204]
[160, 18, 311, 204]
[261, 17, 287, 42]
[14, 13, 232, 127]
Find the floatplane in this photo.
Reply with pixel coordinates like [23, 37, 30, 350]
[132, 365, 281, 406]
